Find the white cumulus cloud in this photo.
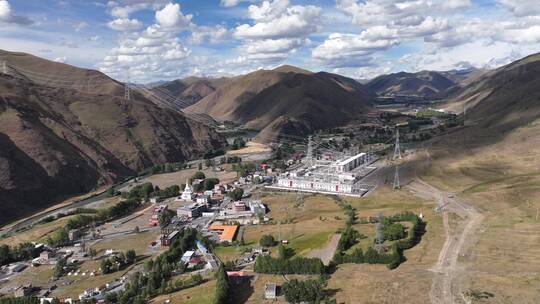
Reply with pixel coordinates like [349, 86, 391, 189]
[107, 18, 143, 31]
[155, 2, 192, 30]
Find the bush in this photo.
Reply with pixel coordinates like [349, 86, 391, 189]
[259, 234, 276, 247]
[282, 279, 324, 304]
[228, 188, 244, 201]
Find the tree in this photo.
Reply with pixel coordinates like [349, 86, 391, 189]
[54, 257, 67, 278]
[278, 244, 294, 260]
[259, 234, 276, 247]
[213, 265, 230, 304]
[203, 178, 220, 191]
[383, 223, 406, 241]
[101, 258, 113, 274]
[191, 273, 203, 285]
[191, 171, 206, 180]
[228, 188, 244, 201]
[89, 248, 97, 259]
[107, 186, 117, 197]
[126, 250, 137, 264]
[159, 209, 175, 228]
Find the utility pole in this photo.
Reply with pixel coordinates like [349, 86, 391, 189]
[393, 165, 400, 190]
[393, 127, 402, 160]
[124, 68, 131, 101]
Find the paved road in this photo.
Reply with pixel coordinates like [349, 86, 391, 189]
[0, 177, 140, 237]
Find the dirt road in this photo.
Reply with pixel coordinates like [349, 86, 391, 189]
[306, 234, 341, 265]
[408, 178, 483, 304]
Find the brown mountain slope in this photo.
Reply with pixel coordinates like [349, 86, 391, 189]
[367, 70, 456, 97]
[153, 76, 231, 108]
[445, 52, 540, 131]
[0, 50, 223, 224]
[186, 66, 372, 142]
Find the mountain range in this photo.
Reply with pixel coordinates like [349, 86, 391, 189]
[2, 48, 540, 224]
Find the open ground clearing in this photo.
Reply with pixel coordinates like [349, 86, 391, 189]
[242, 194, 345, 257]
[150, 280, 216, 304]
[229, 273, 317, 304]
[226, 142, 272, 155]
[325, 185, 444, 304]
[141, 166, 237, 188]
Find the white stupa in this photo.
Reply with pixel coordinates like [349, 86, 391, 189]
[180, 179, 194, 201]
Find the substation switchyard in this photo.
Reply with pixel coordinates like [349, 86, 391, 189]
[268, 138, 378, 197]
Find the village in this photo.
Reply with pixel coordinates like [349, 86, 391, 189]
[0, 127, 433, 304]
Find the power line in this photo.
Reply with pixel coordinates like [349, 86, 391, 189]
[124, 68, 131, 101]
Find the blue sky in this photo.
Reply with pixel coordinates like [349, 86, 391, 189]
[1, 0, 539, 82]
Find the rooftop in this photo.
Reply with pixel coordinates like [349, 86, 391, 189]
[208, 225, 239, 242]
[335, 152, 366, 166]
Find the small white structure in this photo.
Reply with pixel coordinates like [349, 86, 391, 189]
[181, 250, 195, 263]
[265, 283, 277, 299]
[249, 201, 266, 215]
[180, 179, 194, 201]
[335, 153, 367, 172]
[196, 195, 210, 204]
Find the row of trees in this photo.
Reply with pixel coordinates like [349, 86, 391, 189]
[0, 297, 40, 304]
[65, 198, 141, 231]
[151, 162, 186, 174]
[254, 255, 325, 275]
[120, 183, 154, 200]
[0, 243, 39, 267]
[154, 185, 180, 199]
[101, 250, 137, 274]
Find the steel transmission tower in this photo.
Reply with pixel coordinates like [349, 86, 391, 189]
[393, 127, 402, 160]
[1, 61, 6, 74]
[393, 165, 400, 190]
[374, 213, 385, 253]
[124, 69, 131, 100]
